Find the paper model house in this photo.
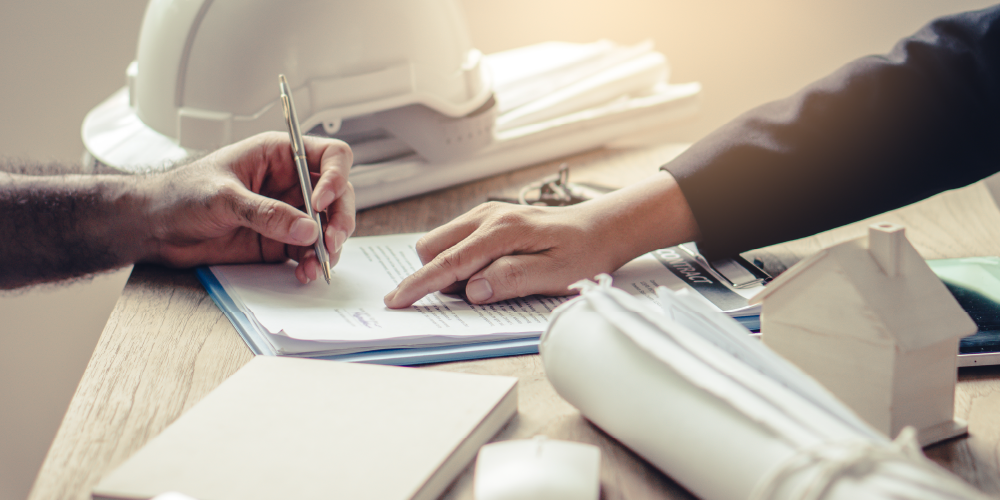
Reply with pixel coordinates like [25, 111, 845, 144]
[748, 223, 975, 446]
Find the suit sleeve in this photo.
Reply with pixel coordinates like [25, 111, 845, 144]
[662, 6, 1000, 260]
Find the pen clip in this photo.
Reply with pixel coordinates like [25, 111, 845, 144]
[280, 94, 301, 156]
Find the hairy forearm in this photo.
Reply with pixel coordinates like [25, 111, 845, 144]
[0, 170, 151, 289]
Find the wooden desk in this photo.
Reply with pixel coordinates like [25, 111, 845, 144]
[29, 144, 1000, 499]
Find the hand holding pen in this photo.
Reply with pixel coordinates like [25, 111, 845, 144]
[279, 74, 356, 284]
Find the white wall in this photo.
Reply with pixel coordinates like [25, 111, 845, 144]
[1, 1, 995, 499]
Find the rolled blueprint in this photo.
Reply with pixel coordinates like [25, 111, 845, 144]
[540, 276, 987, 500]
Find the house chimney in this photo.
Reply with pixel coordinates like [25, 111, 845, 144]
[869, 222, 906, 277]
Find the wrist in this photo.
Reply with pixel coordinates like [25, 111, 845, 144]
[0, 171, 153, 288]
[580, 170, 701, 269]
[125, 172, 175, 264]
[98, 173, 159, 264]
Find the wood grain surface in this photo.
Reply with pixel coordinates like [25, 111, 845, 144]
[28, 144, 1000, 499]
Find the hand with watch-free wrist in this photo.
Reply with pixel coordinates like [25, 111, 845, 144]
[383, 171, 701, 308]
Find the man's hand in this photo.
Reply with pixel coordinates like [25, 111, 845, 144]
[383, 171, 701, 308]
[0, 132, 354, 289]
[139, 132, 355, 283]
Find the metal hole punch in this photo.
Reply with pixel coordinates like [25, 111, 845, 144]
[491, 164, 613, 207]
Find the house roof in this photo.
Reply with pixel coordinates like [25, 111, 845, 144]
[748, 227, 976, 351]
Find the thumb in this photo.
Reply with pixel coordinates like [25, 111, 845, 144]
[234, 190, 318, 246]
[464, 255, 572, 304]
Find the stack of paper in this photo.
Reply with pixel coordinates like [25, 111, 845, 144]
[342, 40, 701, 208]
[200, 233, 765, 363]
[210, 237, 569, 357]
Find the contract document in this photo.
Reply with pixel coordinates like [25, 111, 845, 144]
[204, 233, 764, 359]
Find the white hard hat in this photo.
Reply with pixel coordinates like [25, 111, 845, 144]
[83, 0, 495, 169]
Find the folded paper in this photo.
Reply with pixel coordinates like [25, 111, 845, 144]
[540, 275, 987, 500]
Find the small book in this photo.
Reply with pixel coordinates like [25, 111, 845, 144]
[92, 357, 518, 500]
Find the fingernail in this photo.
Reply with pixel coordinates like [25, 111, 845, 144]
[290, 218, 318, 244]
[335, 230, 347, 253]
[327, 227, 347, 253]
[315, 190, 336, 211]
[467, 278, 493, 303]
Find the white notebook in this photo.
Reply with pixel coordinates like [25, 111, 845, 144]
[93, 357, 518, 500]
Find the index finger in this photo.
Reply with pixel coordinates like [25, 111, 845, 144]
[383, 228, 513, 308]
[414, 208, 492, 264]
[303, 136, 353, 213]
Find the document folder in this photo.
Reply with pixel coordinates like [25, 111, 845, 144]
[196, 267, 541, 366]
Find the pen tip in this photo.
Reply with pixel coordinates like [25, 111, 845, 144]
[322, 261, 332, 285]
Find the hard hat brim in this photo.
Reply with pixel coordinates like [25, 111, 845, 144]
[82, 87, 195, 172]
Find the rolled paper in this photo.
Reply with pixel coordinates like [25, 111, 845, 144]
[540, 275, 987, 500]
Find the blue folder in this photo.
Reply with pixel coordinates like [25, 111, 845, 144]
[197, 259, 762, 366]
[196, 267, 542, 366]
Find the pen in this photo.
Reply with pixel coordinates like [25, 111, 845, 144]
[279, 74, 332, 284]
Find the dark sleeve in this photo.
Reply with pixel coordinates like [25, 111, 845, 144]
[662, 5, 1000, 260]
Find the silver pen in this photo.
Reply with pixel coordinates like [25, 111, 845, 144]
[279, 74, 332, 284]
